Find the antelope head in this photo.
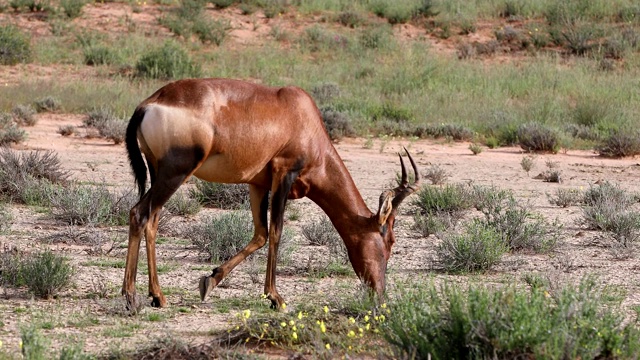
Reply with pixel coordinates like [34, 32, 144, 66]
[347, 148, 420, 298]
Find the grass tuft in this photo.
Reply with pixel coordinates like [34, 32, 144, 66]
[189, 180, 248, 209]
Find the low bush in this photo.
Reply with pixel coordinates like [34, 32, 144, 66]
[596, 129, 640, 158]
[581, 182, 640, 248]
[192, 17, 230, 46]
[0, 247, 23, 288]
[0, 113, 26, 146]
[412, 211, 451, 237]
[34, 96, 61, 113]
[0, 149, 68, 203]
[136, 41, 201, 79]
[474, 186, 560, 253]
[311, 83, 340, 105]
[384, 276, 640, 359]
[165, 191, 201, 216]
[60, 0, 85, 18]
[412, 184, 473, 217]
[436, 221, 507, 273]
[189, 180, 248, 209]
[301, 216, 347, 263]
[57, 125, 76, 136]
[83, 45, 121, 66]
[424, 164, 449, 185]
[22, 249, 75, 299]
[0, 24, 32, 65]
[12, 104, 37, 126]
[49, 184, 135, 226]
[187, 210, 254, 263]
[517, 122, 560, 153]
[336, 11, 365, 28]
[84, 107, 127, 144]
[547, 188, 583, 207]
[320, 107, 354, 141]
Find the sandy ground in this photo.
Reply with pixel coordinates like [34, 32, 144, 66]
[1, 113, 639, 356]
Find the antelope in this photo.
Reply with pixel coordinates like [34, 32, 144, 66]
[122, 78, 420, 310]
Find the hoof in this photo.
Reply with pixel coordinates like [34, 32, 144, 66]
[199, 276, 217, 302]
[124, 292, 139, 314]
[150, 294, 167, 308]
[266, 293, 286, 312]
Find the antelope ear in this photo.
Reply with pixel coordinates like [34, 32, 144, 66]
[377, 191, 394, 226]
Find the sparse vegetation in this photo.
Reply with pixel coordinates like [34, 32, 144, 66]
[189, 180, 248, 209]
[0, 148, 68, 203]
[187, 210, 254, 263]
[385, 276, 640, 359]
[21, 249, 75, 299]
[0, 24, 32, 65]
[136, 40, 201, 79]
[436, 221, 507, 273]
[0, 112, 26, 146]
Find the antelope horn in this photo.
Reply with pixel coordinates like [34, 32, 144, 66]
[391, 147, 420, 209]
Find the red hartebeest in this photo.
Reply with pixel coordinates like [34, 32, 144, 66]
[122, 78, 420, 310]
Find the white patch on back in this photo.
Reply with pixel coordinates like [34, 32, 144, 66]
[139, 104, 212, 159]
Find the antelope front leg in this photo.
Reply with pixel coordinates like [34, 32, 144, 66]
[145, 211, 166, 307]
[264, 168, 299, 310]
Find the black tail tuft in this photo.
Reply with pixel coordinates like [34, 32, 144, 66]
[126, 107, 148, 199]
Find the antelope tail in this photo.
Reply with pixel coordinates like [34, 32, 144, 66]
[125, 107, 148, 199]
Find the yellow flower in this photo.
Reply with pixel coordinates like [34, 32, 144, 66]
[299, 324, 305, 329]
[348, 330, 356, 338]
[358, 327, 363, 333]
[261, 294, 267, 299]
[0, 340, 2, 348]
[19, 340, 22, 349]
[297, 311, 303, 320]
[325, 343, 331, 350]
[379, 314, 386, 322]
[245, 337, 250, 343]
[323, 305, 329, 314]
[292, 332, 298, 340]
[366, 323, 370, 331]
[381, 303, 387, 309]
[263, 323, 269, 328]
[280, 322, 287, 327]
[364, 315, 369, 322]
[319, 321, 326, 333]
[289, 320, 295, 326]
[348, 317, 355, 324]
[281, 303, 287, 310]
[243, 309, 251, 319]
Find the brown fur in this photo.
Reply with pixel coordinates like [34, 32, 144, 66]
[122, 78, 419, 310]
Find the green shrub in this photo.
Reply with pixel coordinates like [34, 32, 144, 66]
[424, 164, 449, 185]
[596, 129, 640, 158]
[176, 0, 205, 18]
[412, 212, 450, 237]
[517, 122, 560, 153]
[0, 112, 26, 146]
[34, 96, 61, 113]
[210, 0, 234, 8]
[0, 24, 32, 65]
[83, 45, 121, 66]
[192, 17, 230, 45]
[22, 249, 74, 299]
[189, 180, 248, 209]
[84, 107, 127, 144]
[49, 184, 135, 226]
[320, 107, 354, 141]
[165, 191, 201, 216]
[21, 326, 48, 360]
[336, 11, 365, 28]
[301, 216, 347, 263]
[310, 82, 340, 105]
[547, 188, 583, 207]
[187, 211, 254, 263]
[12, 104, 36, 126]
[412, 184, 473, 217]
[0, 247, 23, 287]
[468, 143, 483, 155]
[384, 276, 640, 359]
[478, 192, 561, 253]
[136, 41, 201, 79]
[359, 25, 392, 49]
[581, 182, 640, 246]
[0, 149, 68, 203]
[436, 221, 507, 273]
[60, 0, 86, 18]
